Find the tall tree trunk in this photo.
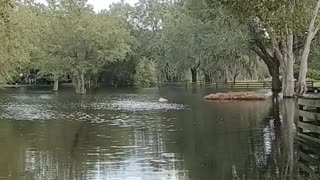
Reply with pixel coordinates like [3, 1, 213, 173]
[93, 75, 99, 88]
[233, 73, 239, 84]
[190, 67, 197, 83]
[53, 74, 59, 92]
[276, 32, 295, 98]
[267, 55, 282, 93]
[88, 78, 91, 89]
[252, 37, 282, 93]
[204, 72, 211, 83]
[224, 67, 228, 83]
[80, 70, 86, 95]
[232, 68, 240, 84]
[279, 38, 289, 97]
[284, 32, 295, 98]
[74, 75, 81, 94]
[74, 71, 82, 94]
[271, 67, 281, 93]
[297, 0, 320, 96]
[258, 58, 281, 93]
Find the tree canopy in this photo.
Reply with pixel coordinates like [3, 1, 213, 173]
[1, 0, 320, 96]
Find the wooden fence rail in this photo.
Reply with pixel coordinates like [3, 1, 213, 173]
[297, 97, 320, 144]
[160, 81, 315, 89]
[297, 97, 320, 179]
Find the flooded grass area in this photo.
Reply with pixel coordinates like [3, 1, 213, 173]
[0, 87, 311, 180]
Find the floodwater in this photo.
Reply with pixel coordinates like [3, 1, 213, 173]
[0, 86, 317, 180]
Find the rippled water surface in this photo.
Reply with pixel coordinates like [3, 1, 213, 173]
[0, 87, 307, 180]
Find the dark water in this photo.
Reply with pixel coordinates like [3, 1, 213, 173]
[0, 86, 316, 180]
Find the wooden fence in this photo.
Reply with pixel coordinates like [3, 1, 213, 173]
[297, 97, 320, 179]
[297, 97, 320, 144]
[160, 81, 314, 89]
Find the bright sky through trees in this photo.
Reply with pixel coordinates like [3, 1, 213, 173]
[36, 0, 138, 12]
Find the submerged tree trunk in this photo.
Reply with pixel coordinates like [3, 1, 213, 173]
[88, 78, 91, 89]
[267, 53, 281, 93]
[190, 67, 197, 83]
[275, 32, 295, 98]
[74, 74, 81, 94]
[224, 67, 228, 83]
[165, 73, 171, 82]
[251, 37, 282, 93]
[297, 0, 320, 96]
[92, 75, 99, 88]
[261, 60, 281, 93]
[233, 69, 240, 84]
[74, 70, 86, 95]
[53, 74, 59, 92]
[233, 74, 238, 84]
[204, 72, 211, 83]
[271, 67, 281, 93]
[80, 70, 86, 95]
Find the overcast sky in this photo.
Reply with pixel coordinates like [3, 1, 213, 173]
[36, 0, 138, 12]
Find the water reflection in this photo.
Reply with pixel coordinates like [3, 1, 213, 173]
[231, 99, 296, 180]
[0, 88, 316, 180]
[0, 120, 189, 180]
[296, 139, 320, 179]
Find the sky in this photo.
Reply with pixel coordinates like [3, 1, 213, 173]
[36, 0, 138, 12]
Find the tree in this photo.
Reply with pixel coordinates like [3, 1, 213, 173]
[206, 0, 313, 97]
[160, 7, 201, 82]
[0, 0, 36, 84]
[158, 0, 254, 83]
[23, 1, 68, 91]
[297, 0, 320, 95]
[0, 0, 15, 83]
[42, 0, 131, 94]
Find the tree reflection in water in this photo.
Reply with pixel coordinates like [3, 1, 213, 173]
[233, 98, 296, 180]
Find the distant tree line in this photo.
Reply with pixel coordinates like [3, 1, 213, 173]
[1, 0, 320, 96]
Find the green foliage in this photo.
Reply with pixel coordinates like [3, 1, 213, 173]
[210, 0, 312, 35]
[3, 0, 316, 90]
[59, 3, 130, 73]
[307, 68, 320, 80]
[29, 4, 66, 80]
[21, 0, 132, 92]
[134, 57, 156, 87]
[102, 58, 136, 87]
[305, 38, 320, 80]
[155, 0, 257, 82]
[0, 0, 37, 83]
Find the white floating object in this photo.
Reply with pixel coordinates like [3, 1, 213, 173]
[159, 98, 168, 102]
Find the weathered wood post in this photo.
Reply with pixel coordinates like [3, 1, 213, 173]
[297, 97, 320, 144]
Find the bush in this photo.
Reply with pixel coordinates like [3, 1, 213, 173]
[134, 57, 157, 87]
[307, 68, 320, 80]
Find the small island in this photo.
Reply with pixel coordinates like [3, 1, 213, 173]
[204, 92, 267, 101]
